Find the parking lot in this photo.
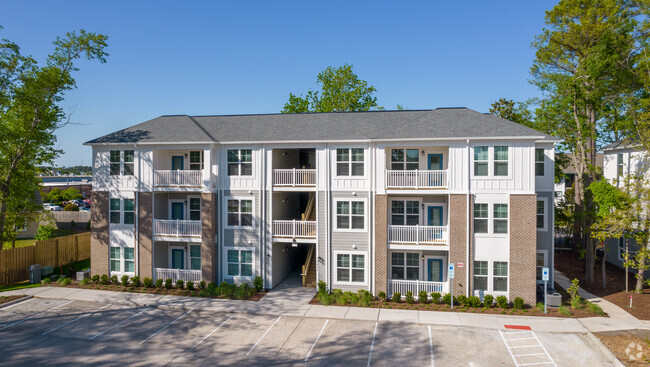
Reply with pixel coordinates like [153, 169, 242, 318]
[0, 297, 614, 366]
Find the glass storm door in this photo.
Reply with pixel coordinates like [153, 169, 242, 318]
[171, 249, 185, 269]
[427, 259, 442, 282]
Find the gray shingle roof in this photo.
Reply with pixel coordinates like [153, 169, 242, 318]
[84, 108, 557, 145]
[602, 140, 641, 151]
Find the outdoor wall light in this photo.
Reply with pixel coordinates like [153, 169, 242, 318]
[283, 198, 289, 204]
[318, 256, 325, 264]
[184, 153, 188, 158]
[292, 239, 298, 247]
[352, 191, 357, 196]
[248, 190, 253, 195]
[421, 255, 425, 261]
[352, 244, 357, 249]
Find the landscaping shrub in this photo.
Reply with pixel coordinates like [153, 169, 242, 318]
[335, 292, 349, 306]
[571, 295, 584, 309]
[130, 276, 141, 287]
[456, 295, 468, 307]
[253, 276, 264, 292]
[80, 278, 91, 286]
[57, 277, 71, 286]
[358, 290, 372, 307]
[41, 278, 52, 285]
[64, 203, 79, 211]
[176, 279, 185, 289]
[164, 278, 173, 289]
[378, 291, 387, 302]
[199, 280, 206, 290]
[332, 288, 343, 297]
[349, 292, 360, 304]
[405, 291, 414, 304]
[318, 291, 332, 305]
[468, 296, 482, 308]
[418, 291, 429, 304]
[155, 279, 163, 288]
[567, 278, 580, 302]
[513, 297, 525, 310]
[91, 274, 100, 283]
[234, 284, 247, 300]
[70, 220, 76, 228]
[442, 293, 453, 305]
[430, 292, 441, 304]
[100, 274, 110, 285]
[186, 281, 195, 291]
[496, 295, 509, 309]
[391, 292, 401, 303]
[558, 305, 572, 317]
[483, 294, 494, 308]
[587, 302, 605, 316]
[143, 277, 153, 288]
[120, 275, 130, 286]
[317, 280, 327, 295]
[207, 281, 217, 290]
[110, 275, 119, 285]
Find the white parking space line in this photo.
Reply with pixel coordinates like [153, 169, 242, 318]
[427, 325, 435, 367]
[366, 322, 378, 367]
[499, 330, 556, 367]
[41, 304, 112, 336]
[190, 313, 236, 351]
[88, 307, 150, 340]
[304, 319, 328, 362]
[139, 310, 192, 345]
[0, 300, 74, 331]
[245, 316, 281, 356]
[0, 297, 35, 310]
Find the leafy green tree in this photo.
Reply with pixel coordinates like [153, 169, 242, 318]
[0, 28, 108, 243]
[61, 187, 82, 201]
[282, 64, 379, 113]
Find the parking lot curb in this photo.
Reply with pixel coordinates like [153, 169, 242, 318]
[0, 295, 33, 309]
[585, 331, 625, 367]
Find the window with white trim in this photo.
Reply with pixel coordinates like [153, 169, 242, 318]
[109, 150, 134, 176]
[474, 203, 488, 234]
[493, 204, 508, 234]
[227, 199, 253, 227]
[537, 200, 545, 230]
[110, 199, 121, 224]
[110, 198, 134, 225]
[124, 247, 135, 273]
[336, 148, 364, 176]
[618, 238, 625, 261]
[391, 252, 419, 280]
[336, 200, 365, 230]
[110, 151, 121, 176]
[189, 198, 201, 221]
[536, 251, 546, 282]
[189, 151, 204, 170]
[110, 246, 121, 272]
[16, 218, 27, 232]
[336, 253, 365, 283]
[228, 149, 252, 176]
[474, 261, 488, 291]
[123, 199, 134, 225]
[493, 261, 508, 291]
[190, 245, 201, 270]
[390, 200, 419, 225]
[391, 149, 419, 170]
[617, 153, 624, 185]
[123, 150, 134, 176]
[110, 247, 134, 274]
[227, 249, 252, 277]
[494, 146, 508, 176]
[535, 149, 544, 176]
[474, 146, 488, 176]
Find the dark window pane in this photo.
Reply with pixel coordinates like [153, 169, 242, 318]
[190, 245, 201, 258]
[337, 149, 349, 162]
[474, 162, 487, 176]
[391, 252, 404, 266]
[227, 150, 239, 162]
[494, 219, 507, 234]
[337, 163, 349, 176]
[351, 216, 364, 229]
[190, 211, 200, 221]
[228, 214, 239, 226]
[337, 254, 349, 268]
[535, 162, 544, 176]
[240, 150, 252, 162]
[337, 268, 349, 282]
[391, 215, 404, 225]
[406, 267, 419, 280]
[190, 198, 201, 210]
[406, 149, 419, 162]
[227, 250, 238, 262]
[240, 214, 253, 226]
[110, 163, 121, 176]
[474, 219, 488, 233]
[351, 163, 364, 176]
[391, 163, 404, 170]
[337, 202, 349, 214]
[494, 146, 508, 160]
[391, 149, 404, 163]
[474, 146, 488, 161]
[228, 164, 239, 176]
[474, 261, 488, 275]
[123, 199, 134, 211]
[241, 163, 252, 176]
[241, 264, 252, 276]
[351, 148, 364, 161]
[392, 266, 405, 279]
[337, 216, 349, 229]
[493, 277, 508, 291]
[228, 264, 239, 276]
[537, 215, 544, 229]
[123, 163, 134, 176]
[123, 212, 134, 225]
[494, 162, 508, 176]
[474, 277, 487, 291]
[352, 269, 364, 282]
[123, 150, 134, 163]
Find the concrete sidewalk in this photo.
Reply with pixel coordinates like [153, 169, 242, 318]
[3, 285, 649, 334]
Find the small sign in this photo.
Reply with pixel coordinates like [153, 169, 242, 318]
[457, 262, 464, 268]
[542, 267, 549, 281]
[448, 263, 455, 279]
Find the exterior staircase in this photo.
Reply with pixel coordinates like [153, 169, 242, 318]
[301, 193, 317, 287]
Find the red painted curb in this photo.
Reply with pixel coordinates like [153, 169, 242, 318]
[504, 324, 531, 330]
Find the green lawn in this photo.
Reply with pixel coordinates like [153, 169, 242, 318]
[0, 281, 42, 292]
[2, 238, 37, 250]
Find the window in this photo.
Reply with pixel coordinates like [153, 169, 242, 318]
[493, 204, 508, 234]
[617, 153, 624, 185]
[124, 247, 135, 273]
[494, 146, 508, 176]
[336, 200, 365, 230]
[618, 238, 626, 261]
[190, 245, 201, 270]
[391, 252, 419, 280]
[123, 199, 135, 225]
[227, 199, 253, 227]
[227, 249, 252, 277]
[110, 247, 121, 272]
[16, 218, 27, 232]
[535, 149, 544, 176]
[110, 151, 121, 176]
[336, 253, 365, 283]
[474, 261, 488, 291]
[110, 199, 121, 224]
[493, 262, 508, 291]
[537, 200, 545, 230]
[336, 148, 364, 176]
[123, 150, 134, 175]
[189, 198, 201, 221]
[474, 203, 488, 234]
[474, 146, 488, 176]
[391, 149, 419, 170]
[536, 252, 546, 282]
[391, 200, 419, 225]
[189, 151, 204, 170]
[228, 149, 252, 176]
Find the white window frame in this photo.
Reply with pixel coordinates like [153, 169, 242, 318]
[225, 197, 255, 229]
[334, 251, 367, 285]
[390, 199, 421, 226]
[493, 203, 508, 234]
[225, 248, 254, 279]
[188, 196, 201, 221]
[617, 153, 624, 186]
[535, 148, 545, 176]
[470, 145, 512, 179]
[110, 246, 135, 276]
[110, 197, 135, 226]
[617, 238, 625, 261]
[336, 148, 365, 177]
[492, 261, 508, 292]
[189, 245, 202, 271]
[390, 148, 419, 171]
[189, 150, 204, 171]
[227, 149, 253, 177]
[473, 203, 488, 234]
[390, 252, 420, 281]
[16, 218, 27, 232]
[334, 198, 367, 232]
[474, 202, 508, 236]
[473, 260, 488, 291]
[109, 150, 134, 176]
[536, 197, 548, 232]
[473, 259, 509, 296]
[536, 250, 547, 284]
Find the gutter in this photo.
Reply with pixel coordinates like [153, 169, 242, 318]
[466, 139, 471, 297]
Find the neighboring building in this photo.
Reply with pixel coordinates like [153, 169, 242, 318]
[85, 108, 558, 305]
[553, 153, 603, 205]
[40, 176, 93, 199]
[602, 141, 650, 277]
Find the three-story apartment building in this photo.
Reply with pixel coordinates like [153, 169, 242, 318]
[86, 108, 557, 304]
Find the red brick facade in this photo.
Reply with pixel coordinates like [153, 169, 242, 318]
[90, 191, 109, 276]
[137, 192, 153, 279]
[374, 194, 388, 294]
[449, 194, 472, 296]
[201, 193, 217, 282]
[509, 194, 537, 305]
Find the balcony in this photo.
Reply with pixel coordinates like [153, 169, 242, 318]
[388, 225, 448, 245]
[154, 268, 202, 282]
[273, 220, 316, 239]
[388, 279, 449, 296]
[273, 169, 316, 187]
[154, 219, 201, 238]
[385, 170, 448, 189]
[154, 170, 203, 187]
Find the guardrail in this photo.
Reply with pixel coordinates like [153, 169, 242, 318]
[388, 225, 448, 245]
[273, 169, 316, 187]
[273, 220, 316, 239]
[154, 219, 201, 237]
[385, 170, 447, 189]
[154, 170, 203, 187]
[154, 268, 202, 282]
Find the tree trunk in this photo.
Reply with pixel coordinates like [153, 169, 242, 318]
[635, 255, 646, 293]
[601, 242, 607, 290]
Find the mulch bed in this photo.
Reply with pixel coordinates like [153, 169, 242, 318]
[555, 249, 650, 320]
[44, 282, 267, 301]
[596, 330, 650, 366]
[0, 295, 25, 305]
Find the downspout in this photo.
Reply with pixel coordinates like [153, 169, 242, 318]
[326, 143, 331, 291]
[135, 144, 140, 276]
[466, 139, 471, 297]
[260, 145, 266, 289]
[369, 142, 375, 294]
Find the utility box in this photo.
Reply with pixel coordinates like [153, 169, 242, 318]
[547, 292, 562, 307]
[76, 270, 90, 281]
[41, 266, 53, 278]
[29, 264, 42, 284]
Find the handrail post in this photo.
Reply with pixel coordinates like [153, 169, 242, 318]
[176, 219, 179, 236]
[416, 224, 419, 245]
[292, 168, 296, 187]
[292, 219, 296, 238]
[415, 169, 419, 189]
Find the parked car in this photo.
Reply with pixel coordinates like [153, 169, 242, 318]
[42, 203, 52, 209]
[48, 205, 62, 211]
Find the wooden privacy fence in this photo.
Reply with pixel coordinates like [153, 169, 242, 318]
[0, 232, 90, 286]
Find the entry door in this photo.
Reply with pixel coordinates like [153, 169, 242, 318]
[171, 202, 184, 220]
[171, 156, 184, 170]
[428, 206, 443, 240]
[171, 249, 185, 269]
[428, 154, 443, 186]
[427, 259, 443, 282]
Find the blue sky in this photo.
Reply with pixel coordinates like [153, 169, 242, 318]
[2, 0, 556, 166]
